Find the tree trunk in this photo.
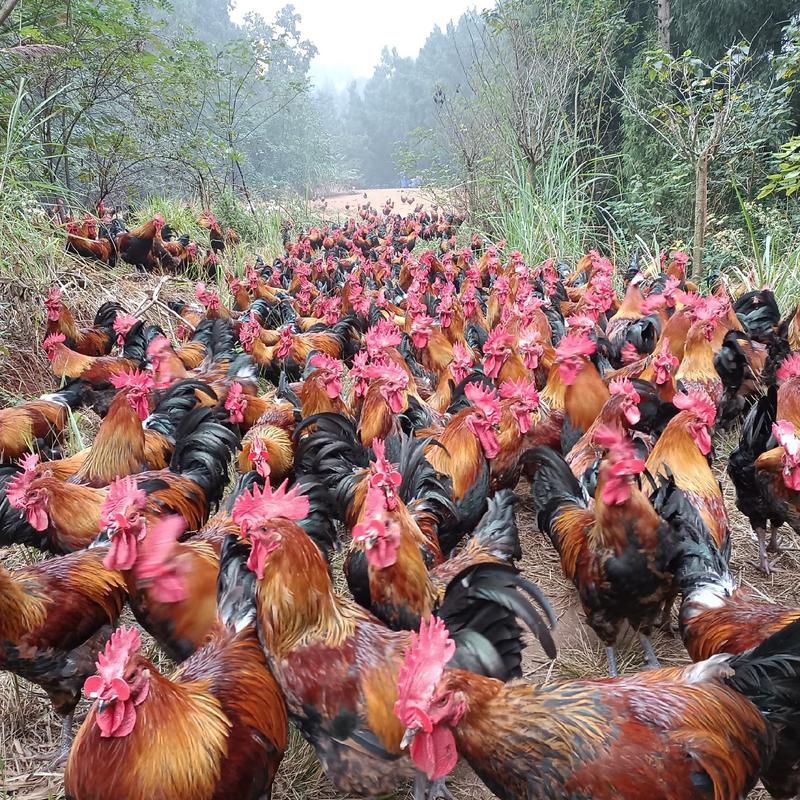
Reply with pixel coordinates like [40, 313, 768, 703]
[0, 0, 20, 27]
[692, 153, 709, 282]
[656, 0, 671, 52]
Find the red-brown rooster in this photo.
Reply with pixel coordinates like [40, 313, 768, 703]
[394, 614, 800, 800]
[65, 538, 287, 800]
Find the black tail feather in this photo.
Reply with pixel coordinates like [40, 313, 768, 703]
[169, 407, 240, 508]
[218, 534, 258, 632]
[442, 563, 557, 680]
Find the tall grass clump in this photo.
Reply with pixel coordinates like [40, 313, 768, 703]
[722, 183, 800, 308]
[484, 141, 620, 264]
[0, 80, 70, 286]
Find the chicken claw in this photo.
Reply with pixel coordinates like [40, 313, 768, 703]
[40, 711, 73, 768]
[428, 778, 456, 800]
[413, 773, 456, 800]
[754, 527, 778, 574]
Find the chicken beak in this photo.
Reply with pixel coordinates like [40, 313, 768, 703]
[400, 727, 418, 750]
[96, 700, 109, 714]
[89, 528, 112, 548]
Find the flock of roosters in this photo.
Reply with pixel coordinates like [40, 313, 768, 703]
[3, 204, 800, 800]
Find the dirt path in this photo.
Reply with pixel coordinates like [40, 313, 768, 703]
[312, 186, 444, 217]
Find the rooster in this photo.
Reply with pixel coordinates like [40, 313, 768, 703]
[655, 475, 800, 797]
[5, 378, 214, 491]
[415, 381, 505, 554]
[554, 332, 609, 453]
[230, 479, 555, 799]
[44, 288, 123, 356]
[564, 377, 669, 482]
[645, 390, 728, 553]
[348, 440, 550, 648]
[115, 214, 166, 269]
[529, 426, 677, 675]
[674, 313, 723, 405]
[728, 355, 800, 571]
[65, 217, 116, 264]
[6, 408, 238, 553]
[604, 273, 649, 366]
[65, 539, 287, 800]
[0, 548, 126, 759]
[42, 332, 140, 384]
[146, 322, 257, 407]
[0, 380, 87, 464]
[395, 615, 800, 800]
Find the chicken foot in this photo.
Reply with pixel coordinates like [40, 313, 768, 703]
[413, 772, 456, 800]
[40, 711, 73, 767]
[657, 593, 676, 637]
[754, 526, 782, 574]
[638, 632, 661, 669]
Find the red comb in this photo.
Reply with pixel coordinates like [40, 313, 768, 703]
[609, 378, 640, 404]
[42, 332, 65, 349]
[364, 358, 408, 388]
[673, 390, 717, 426]
[555, 332, 596, 362]
[394, 617, 455, 728]
[232, 480, 310, 536]
[94, 626, 141, 684]
[309, 352, 343, 376]
[110, 368, 154, 392]
[777, 354, 800, 382]
[464, 381, 501, 425]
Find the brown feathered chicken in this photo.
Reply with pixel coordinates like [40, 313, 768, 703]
[65, 539, 287, 800]
[658, 475, 800, 797]
[228, 479, 554, 799]
[6, 408, 238, 553]
[394, 614, 800, 800]
[115, 214, 166, 269]
[645, 390, 728, 553]
[44, 288, 122, 356]
[0, 381, 85, 464]
[0, 548, 125, 758]
[529, 426, 677, 675]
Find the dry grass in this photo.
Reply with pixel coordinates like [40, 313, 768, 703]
[1, 256, 797, 800]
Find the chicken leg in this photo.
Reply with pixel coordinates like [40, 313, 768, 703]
[42, 711, 73, 767]
[638, 632, 660, 669]
[755, 526, 780, 574]
[768, 523, 783, 554]
[606, 646, 618, 678]
[658, 593, 676, 637]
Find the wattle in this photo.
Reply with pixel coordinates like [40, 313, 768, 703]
[27, 504, 49, 532]
[410, 726, 459, 781]
[783, 465, 800, 492]
[97, 698, 137, 738]
[106, 530, 138, 571]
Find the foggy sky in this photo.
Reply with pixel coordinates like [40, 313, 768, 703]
[231, 0, 478, 90]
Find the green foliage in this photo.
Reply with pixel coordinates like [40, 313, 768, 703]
[482, 142, 621, 263]
[0, 0, 333, 203]
[670, 0, 798, 61]
[717, 197, 800, 307]
[759, 136, 800, 198]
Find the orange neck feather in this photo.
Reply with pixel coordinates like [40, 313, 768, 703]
[565, 362, 609, 431]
